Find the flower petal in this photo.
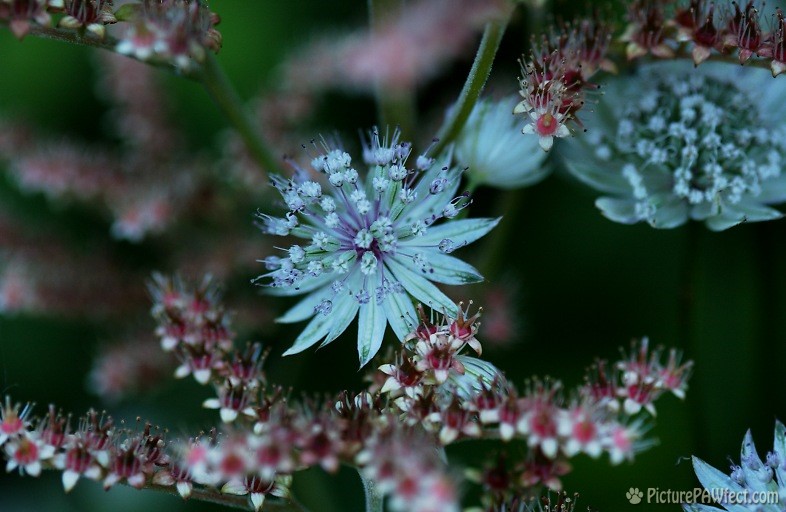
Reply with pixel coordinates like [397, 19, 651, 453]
[705, 201, 782, 231]
[385, 257, 458, 314]
[265, 272, 335, 297]
[739, 430, 776, 496]
[357, 295, 387, 367]
[417, 251, 484, 285]
[776, 421, 786, 486]
[320, 290, 360, 347]
[383, 290, 417, 342]
[282, 310, 334, 356]
[276, 285, 332, 324]
[691, 456, 748, 512]
[595, 197, 642, 224]
[400, 217, 500, 248]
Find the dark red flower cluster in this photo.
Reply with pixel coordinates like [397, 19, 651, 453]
[623, 0, 786, 75]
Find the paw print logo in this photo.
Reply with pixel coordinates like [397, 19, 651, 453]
[626, 488, 644, 505]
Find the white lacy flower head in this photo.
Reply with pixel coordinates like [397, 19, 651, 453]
[455, 97, 550, 189]
[256, 128, 499, 366]
[565, 61, 786, 231]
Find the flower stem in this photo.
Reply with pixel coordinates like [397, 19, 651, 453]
[0, 21, 285, 174]
[431, 10, 512, 156]
[195, 53, 285, 174]
[360, 473, 384, 512]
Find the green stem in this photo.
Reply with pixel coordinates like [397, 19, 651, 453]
[360, 473, 384, 512]
[1, 21, 284, 175]
[196, 53, 284, 174]
[367, 0, 417, 137]
[431, 11, 512, 156]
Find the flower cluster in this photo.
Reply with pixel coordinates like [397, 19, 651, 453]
[0, 271, 695, 511]
[0, 0, 221, 70]
[0, 391, 461, 512]
[117, 0, 222, 70]
[149, 274, 460, 511]
[256, 128, 499, 366]
[58, 0, 115, 39]
[567, 61, 786, 230]
[623, 0, 786, 75]
[515, 15, 614, 151]
[149, 273, 275, 425]
[685, 421, 786, 512]
[0, 0, 57, 39]
[1, 399, 168, 492]
[378, 305, 693, 493]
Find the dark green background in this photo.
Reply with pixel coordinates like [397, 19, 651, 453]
[2, 2, 786, 511]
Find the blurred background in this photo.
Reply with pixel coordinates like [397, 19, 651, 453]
[2, 1, 786, 511]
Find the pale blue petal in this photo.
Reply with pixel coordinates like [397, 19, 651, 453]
[565, 159, 630, 195]
[690, 201, 717, 221]
[399, 217, 500, 248]
[357, 296, 387, 367]
[320, 290, 359, 347]
[383, 290, 417, 342]
[409, 149, 453, 202]
[385, 257, 458, 314]
[739, 431, 777, 496]
[682, 505, 724, 512]
[692, 456, 748, 512]
[757, 174, 786, 204]
[282, 311, 334, 356]
[447, 357, 505, 400]
[397, 250, 483, 285]
[650, 196, 689, 229]
[458, 356, 505, 386]
[705, 202, 782, 231]
[276, 285, 332, 323]
[774, 421, 786, 486]
[595, 197, 641, 224]
[266, 272, 335, 297]
[403, 169, 462, 224]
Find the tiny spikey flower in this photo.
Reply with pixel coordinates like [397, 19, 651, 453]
[455, 96, 550, 190]
[685, 422, 786, 511]
[566, 62, 786, 231]
[256, 128, 499, 366]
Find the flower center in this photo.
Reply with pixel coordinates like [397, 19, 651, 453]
[536, 113, 559, 136]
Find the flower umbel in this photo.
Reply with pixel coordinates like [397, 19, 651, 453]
[256, 128, 499, 366]
[567, 62, 786, 230]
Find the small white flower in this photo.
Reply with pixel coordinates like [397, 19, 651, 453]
[4, 433, 54, 477]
